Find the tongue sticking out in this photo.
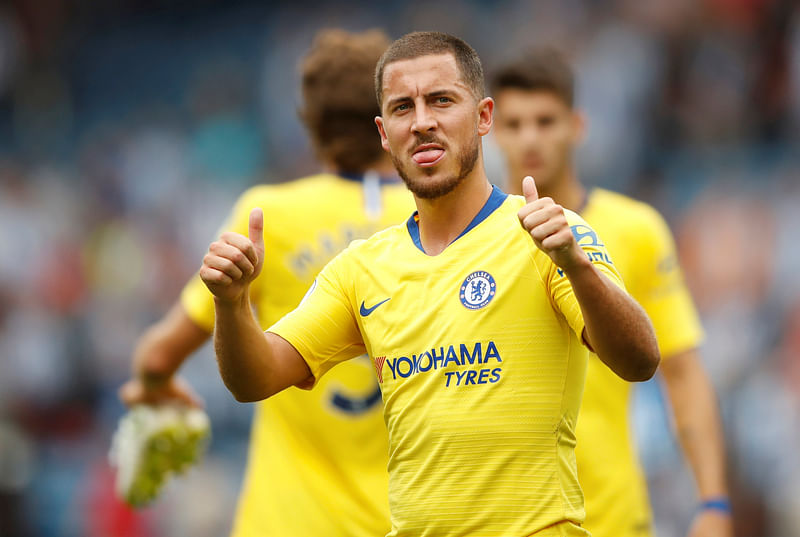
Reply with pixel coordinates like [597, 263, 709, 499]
[412, 149, 444, 165]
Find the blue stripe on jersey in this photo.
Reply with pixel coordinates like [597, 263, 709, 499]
[406, 184, 508, 254]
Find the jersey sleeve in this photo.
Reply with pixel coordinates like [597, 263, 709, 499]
[179, 185, 270, 332]
[268, 250, 366, 386]
[536, 210, 625, 342]
[180, 273, 216, 333]
[632, 208, 704, 358]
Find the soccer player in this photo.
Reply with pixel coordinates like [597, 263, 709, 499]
[119, 29, 415, 537]
[490, 49, 731, 537]
[201, 31, 660, 536]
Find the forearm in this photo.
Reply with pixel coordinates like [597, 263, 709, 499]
[213, 295, 278, 402]
[133, 304, 210, 385]
[565, 260, 659, 381]
[661, 350, 728, 499]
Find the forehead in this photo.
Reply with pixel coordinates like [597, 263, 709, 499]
[495, 88, 571, 115]
[381, 53, 469, 99]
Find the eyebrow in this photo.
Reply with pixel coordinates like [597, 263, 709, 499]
[385, 89, 458, 110]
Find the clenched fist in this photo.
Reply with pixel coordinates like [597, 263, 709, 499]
[517, 176, 587, 272]
[200, 208, 265, 303]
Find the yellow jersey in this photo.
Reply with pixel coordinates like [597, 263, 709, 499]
[271, 186, 624, 537]
[180, 173, 415, 537]
[576, 188, 704, 537]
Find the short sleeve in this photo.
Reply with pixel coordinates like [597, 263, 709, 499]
[268, 251, 366, 385]
[180, 273, 216, 332]
[538, 210, 625, 342]
[632, 209, 704, 358]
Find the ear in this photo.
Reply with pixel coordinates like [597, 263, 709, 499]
[375, 116, 390, 152]
[477, 97, 494, 137]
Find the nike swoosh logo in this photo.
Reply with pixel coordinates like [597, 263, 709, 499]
[360, 298, 390, 316]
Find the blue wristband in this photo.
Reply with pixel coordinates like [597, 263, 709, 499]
[699, 497, 731, 514]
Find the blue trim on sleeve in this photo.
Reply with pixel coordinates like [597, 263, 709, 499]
[406, 184, 508, 254]
[698, 497, 732, 515]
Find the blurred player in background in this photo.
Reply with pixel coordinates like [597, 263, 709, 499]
[119, 28, 414, 537]
[491, 49, 731, 537]
[199, 31, 660, 536]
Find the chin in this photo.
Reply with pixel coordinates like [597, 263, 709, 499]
[405, 172, 463, 200]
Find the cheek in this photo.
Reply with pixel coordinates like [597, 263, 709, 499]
[382, 124, 405, 151]
[545, 129, 571, 157]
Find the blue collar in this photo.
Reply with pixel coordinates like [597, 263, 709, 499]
[338, 171, 401, 184]
[406, 184, 508, 254]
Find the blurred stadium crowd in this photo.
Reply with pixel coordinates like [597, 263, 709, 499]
[0, 1, 797, 536]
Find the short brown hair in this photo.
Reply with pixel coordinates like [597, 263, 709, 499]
[374, 31, 485, 107]
[490, 48, 574, 107]
[299, 28, 390, 173]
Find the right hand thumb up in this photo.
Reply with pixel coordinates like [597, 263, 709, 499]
[199, 207, 265, 303]
[249, 207, 264, 252]
[248, 207, 265, 277]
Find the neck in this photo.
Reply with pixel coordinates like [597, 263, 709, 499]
[415, 160, 493, 256]
[325, 156, 398, 178]
[508, 166, 586, 212]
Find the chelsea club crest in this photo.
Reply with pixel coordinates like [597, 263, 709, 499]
[459, 271, 496, 310]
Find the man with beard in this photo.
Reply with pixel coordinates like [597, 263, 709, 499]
[119, 29, 414, 537]
[201, 32, 660, 536]
[490, 49, 731, 537]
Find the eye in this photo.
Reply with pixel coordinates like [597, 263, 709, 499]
[436, 96, 451, 104]
[394, 102, 410, 113]
[538, 116, 555, 127]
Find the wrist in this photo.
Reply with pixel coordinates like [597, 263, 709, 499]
[698, 496, 731, 515]
[214, 291, 251, 311]
[137, 370, 172, 390]
[559, 251, 594, 279]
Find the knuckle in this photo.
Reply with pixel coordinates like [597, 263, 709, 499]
[223, 259, 239, 274]
[523, 217, 535, 230]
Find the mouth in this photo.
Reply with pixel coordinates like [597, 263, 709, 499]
[412, 143, 446, 167]
[522, 154, 543, 168]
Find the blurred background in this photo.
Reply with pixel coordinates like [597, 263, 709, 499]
[0, 0, 797, 536]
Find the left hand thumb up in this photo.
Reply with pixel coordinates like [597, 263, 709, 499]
[522, 176, 539, 203]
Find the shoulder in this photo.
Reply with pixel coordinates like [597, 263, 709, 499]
[585, 188, 675, 247]
[344, 222, 408, 258]
[321, 222, 409, 273]
[588, 189, 669, 230]
[237, 173, 340, 206]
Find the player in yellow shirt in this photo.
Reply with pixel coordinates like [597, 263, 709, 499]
[200, 31, 660, 537]
[119, 29, 416, 537]
[490, 49, 731, 537]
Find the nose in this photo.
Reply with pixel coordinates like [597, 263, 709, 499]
[520, 124, 540, 146]
[411, 102, 436, 134]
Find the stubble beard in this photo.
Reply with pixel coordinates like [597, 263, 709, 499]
[392, 134, 481, 200]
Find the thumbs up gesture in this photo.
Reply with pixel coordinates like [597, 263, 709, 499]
[517, 176, 586, 272]
[200, 208, 265, 303]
